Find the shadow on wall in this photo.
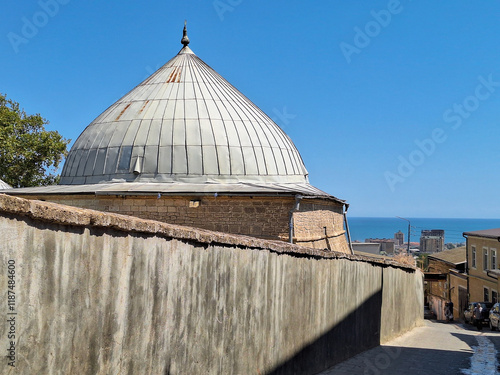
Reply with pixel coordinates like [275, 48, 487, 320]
[0, 195, 422, 375]
[267, 288, 383, 375]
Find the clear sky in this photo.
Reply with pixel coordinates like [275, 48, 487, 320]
[2, 1, 500, 218]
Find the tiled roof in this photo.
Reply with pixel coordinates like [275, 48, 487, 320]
[427, 246, 466, 265]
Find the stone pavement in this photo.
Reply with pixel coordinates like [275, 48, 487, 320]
[318, 320, 500, 375]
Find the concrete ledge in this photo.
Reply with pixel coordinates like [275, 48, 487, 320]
[0, 193, 415, 271]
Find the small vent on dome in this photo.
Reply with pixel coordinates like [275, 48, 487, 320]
[133, 157, 142, 175]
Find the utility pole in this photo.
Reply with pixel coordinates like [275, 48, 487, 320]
[396, 216, 411, 254]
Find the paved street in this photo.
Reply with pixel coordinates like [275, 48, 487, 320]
[319, 320, 500, 375]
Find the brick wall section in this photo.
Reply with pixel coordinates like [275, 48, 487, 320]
[293, 199, 349, 253]
[21, 194, 349, 253]
[427, 258, 452, 300]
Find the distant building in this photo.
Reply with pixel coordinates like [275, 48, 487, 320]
[394, 230, 404, 246]
[426, 247, 467, 320]
[420, 230, 445, 253]
[365, 238, 395, 254]
[352, 242, 382, 255]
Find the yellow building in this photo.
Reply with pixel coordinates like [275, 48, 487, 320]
[464, 229, 500, 304]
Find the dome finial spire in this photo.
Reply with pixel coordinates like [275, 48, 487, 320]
[181, 20, 190, 47]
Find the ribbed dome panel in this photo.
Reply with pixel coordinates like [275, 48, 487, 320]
[60, 46, 309, 185]
[0, 179, 11, 189]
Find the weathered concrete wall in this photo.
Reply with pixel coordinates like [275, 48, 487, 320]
[381, 266, 424, 341]
[0, 194, 422, 374]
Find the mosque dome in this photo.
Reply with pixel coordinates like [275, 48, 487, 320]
[60, 25, 309, 186]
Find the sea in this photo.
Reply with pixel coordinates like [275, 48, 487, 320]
[346, 217, 500, 245]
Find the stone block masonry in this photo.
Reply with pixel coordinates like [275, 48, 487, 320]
[27, 194, 291, 238]
[293, 200, 349, 252]
[18, 193, 350, 252]
[0, 194, 423, 374]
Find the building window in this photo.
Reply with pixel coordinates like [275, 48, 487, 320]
[493, 290, 498, 304]
[472, 246, 476, 268]
[492, 249, 497, 270]
[484, 248, 489, 271]
[484, 287, 490, 302]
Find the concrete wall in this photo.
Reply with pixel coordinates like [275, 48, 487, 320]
[0, 194, 423, 374]
[13, 194, 349, 252]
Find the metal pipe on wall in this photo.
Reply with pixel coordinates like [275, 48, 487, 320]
[343, 204, 354, 255]
[463, 233, 469, 305]
[288, 195, 303, 243]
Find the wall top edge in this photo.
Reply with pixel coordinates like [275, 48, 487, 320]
[0, 194, 415, 271]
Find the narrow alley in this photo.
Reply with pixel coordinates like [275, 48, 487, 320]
[320, 320, 500, 375]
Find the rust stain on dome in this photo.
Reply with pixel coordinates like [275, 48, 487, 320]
[115, 103, 132, 121]
[139, 100, 150, 113]
[167, 66, 182, 83]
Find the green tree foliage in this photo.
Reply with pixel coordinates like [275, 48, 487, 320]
[0, 94, 70, 187]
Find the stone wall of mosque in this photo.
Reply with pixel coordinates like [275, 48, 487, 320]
[0, 194, 423, 375]
[293, 199, 350, 253]
[17, 193, 350, 253]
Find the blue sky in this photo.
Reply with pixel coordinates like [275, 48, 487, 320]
[2, 1, 500, 218]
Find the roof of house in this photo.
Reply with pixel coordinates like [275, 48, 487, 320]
[427, 246, 466, 265]
[463, 228, 500, 239]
